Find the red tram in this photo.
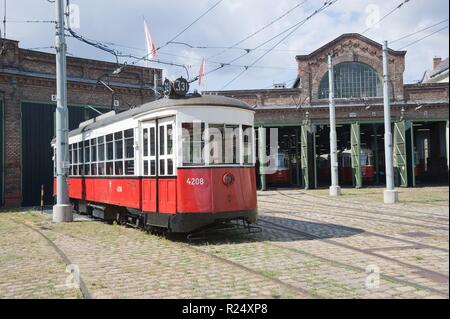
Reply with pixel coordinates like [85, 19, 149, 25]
[338, 148, 375, 183]
[266, 152, 290, 185]
[52, 95, 257, 233]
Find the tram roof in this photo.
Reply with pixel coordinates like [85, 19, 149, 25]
[65, 95, 253, 138]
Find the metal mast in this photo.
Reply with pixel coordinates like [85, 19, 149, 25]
[382, 40, 398, 204]
[328, 54, 341, 196]
[53, 0, 72, 222]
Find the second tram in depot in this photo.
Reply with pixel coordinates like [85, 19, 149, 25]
[53, 87, 257, 233]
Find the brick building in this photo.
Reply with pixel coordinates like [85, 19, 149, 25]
[0, 38, 162, 207]
[205, 33, 449, 189]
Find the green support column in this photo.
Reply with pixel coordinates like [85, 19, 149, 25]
[351, 122, 362, 188]
[393, 120, 415, 187]
[295, 128, 301, 186]
[258, 126, 267, 191]
[373, 124, 380, 185]
[301, 124, 315, 189]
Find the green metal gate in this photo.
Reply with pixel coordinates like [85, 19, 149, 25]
[351, 122, 362, 188]
[393, 120, 415, 187]
[301, 124, 315, 189]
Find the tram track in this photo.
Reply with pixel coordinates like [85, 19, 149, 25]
[276, 190, 449, 228]
[258, 198, 449, 253]
[256, 219, 449, 298]
[258, 197, 448, 232]
[281, 190, 449, 222]
[24, 214, 318, 299]
[9, 218, 92, 299]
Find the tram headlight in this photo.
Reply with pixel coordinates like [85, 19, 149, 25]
[222, 173, 234, 186]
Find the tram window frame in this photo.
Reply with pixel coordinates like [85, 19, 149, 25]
[106, 133, 114, 175]
[242, 125, 253, 165]
[90, 138, 97, 176]
[84, 140, 91, 176]
[114, 131, 124, 175]
[182, 122, 205, 166]
[68, 144, 73, 175]
[124, 128, 135, 176]
[208, 123, 240, 165]
[78, 142, 84, 175]
[97, 136, 105, 176]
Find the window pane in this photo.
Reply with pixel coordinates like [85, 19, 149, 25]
[98, 162, 105, 176]
[98, 140, 105, 161]
[107, 140, 114, 160]
[115, 139, 123, 159]
[85, 164, 90, 175]
[209, 124, 224, 164]
[115, 161, 123, 175]
[150, 127, 155, 156]
[106, 134, 113, 142]
[159, 159, 165, 175]
[150, 160, 156, 176]
[159, 126, 165, 155]
[242, 125, 253, 164]
[125, 160, 134, 175]
[125, 138, 134, 159]
[143, 128, 148, 157]
[167, 159, 173, 175]
[91, 163, 97, 176]
[106, 162, 113, 175]
[78, 142, 84, 164]
[182, 122, 205, 166]
[144, 160, 149, 176]
[90, 139, 97, 162]
[114, 131, 122, 140]
[167, 124, 173, 155]
[124, 128, 133, 138]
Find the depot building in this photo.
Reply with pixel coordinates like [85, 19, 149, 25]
[205, 33, 449, 190]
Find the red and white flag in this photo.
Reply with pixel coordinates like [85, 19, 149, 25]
[198, 58, 206, 86]
[143, 19, 157, 59]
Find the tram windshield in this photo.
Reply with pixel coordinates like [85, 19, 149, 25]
[181, 122, 253, 166]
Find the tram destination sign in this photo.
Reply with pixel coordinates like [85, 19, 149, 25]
[164, 77, 190, 98]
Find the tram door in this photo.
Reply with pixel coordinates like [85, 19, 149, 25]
[141, 121, 157, 212]
[141, 118, 176, 213]
[157, 118, 176, 213]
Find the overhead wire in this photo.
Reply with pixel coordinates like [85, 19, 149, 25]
[220, 0, 339, 90]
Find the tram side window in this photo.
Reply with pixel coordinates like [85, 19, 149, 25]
[106, 134, 114, 175]
[209, 124, 239, 165]
[124, 129, 134, 175]
[73, 143, 79, 175]
[114, 131, 124, 175]
[98, 136, 105, 176]
[242, 125, 253, 164]
[90, 138, 97, 175]
[68, 144, 73, 175]
[182, 122, 205, 166]
[84, 140, 90, 176]
[78, 142, 84, 175]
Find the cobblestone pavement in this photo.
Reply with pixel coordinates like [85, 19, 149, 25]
[0, 187, 448, 299]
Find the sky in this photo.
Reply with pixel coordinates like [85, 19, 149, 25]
[2, 0, 449, 92]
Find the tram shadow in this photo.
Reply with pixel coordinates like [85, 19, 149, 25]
[169, 215, 365, 245]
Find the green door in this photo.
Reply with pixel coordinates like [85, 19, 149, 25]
[393, 120, 415, 187]
[351, 122, 362, 188]
[0, 100, 3, 206]
[301, 125, 315, 189]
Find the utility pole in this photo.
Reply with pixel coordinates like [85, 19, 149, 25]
[382, 40, 398, 204]
[328, 54, 341, 196]
[53, 0, 72, 222]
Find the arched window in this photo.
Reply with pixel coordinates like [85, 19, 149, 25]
[318, 62, 382, 99]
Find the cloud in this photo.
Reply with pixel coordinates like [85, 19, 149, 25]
[4, 0, 449, 90]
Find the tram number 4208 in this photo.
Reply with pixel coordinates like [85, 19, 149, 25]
[186, 178, 205, 186]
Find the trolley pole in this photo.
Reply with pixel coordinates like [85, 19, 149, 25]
[382, 41, 398, 204]
[53, 0, 73, 222]
[328, 54, 341, 196]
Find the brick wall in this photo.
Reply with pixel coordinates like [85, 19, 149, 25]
[0, 38, 162, 207]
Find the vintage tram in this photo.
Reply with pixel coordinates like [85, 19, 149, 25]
[52, 93, 257, 233]
[266, 152, 291, 185]
[338, 148, 375, 183]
